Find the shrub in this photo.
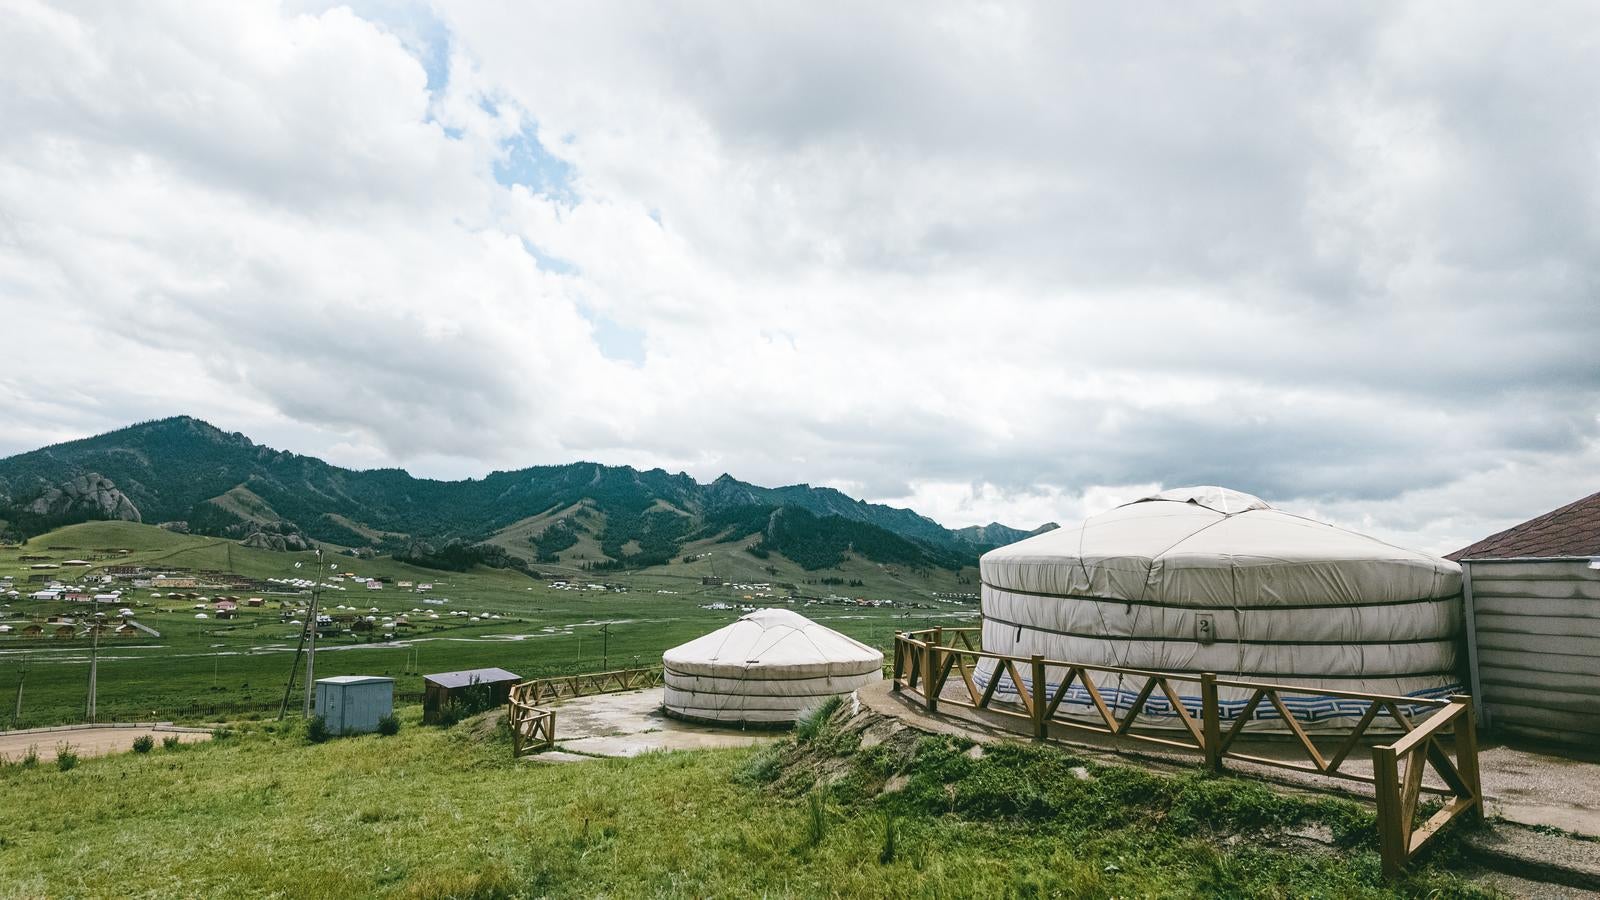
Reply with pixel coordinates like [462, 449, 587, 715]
[55, 744, 78, 772]
[377, 714, 400, 736]
[436, 682, 498, 727]
[161, 735, 182, 751]
[131, 735, 154, 754]
[20, 745, 39, 769]
[306, 715, 332, 744]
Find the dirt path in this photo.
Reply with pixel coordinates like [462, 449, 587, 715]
[0, 724, 210, 761]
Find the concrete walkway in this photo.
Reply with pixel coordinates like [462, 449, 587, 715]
[527, 687, 779, 762]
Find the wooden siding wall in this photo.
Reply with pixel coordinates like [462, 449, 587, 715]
[1466, 559, 1600, 745]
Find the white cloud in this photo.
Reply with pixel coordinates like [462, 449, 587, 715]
[1, 0, 1596, 556]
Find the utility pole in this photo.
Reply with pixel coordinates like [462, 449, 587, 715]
[600, 622, 611, 671]
[86, 615, 100, 723]
[303, 547, 324, 718]
[12, 653, 26, 729]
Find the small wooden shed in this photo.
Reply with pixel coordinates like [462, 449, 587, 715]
[1450, 489, 1600, 746]
[422, 667, 522, 724]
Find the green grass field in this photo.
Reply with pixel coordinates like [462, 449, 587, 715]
[0, 522, 1503, 899]
[0, 522, 975, 728]
[0, 702, 1492, 899]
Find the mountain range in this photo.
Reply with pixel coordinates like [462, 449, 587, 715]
[0, 416, 1056, 572]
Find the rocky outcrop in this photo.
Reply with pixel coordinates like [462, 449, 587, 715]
[240, 530, 312, 552]
[237, 520, 311, 552]
[25, 474, 141, 522]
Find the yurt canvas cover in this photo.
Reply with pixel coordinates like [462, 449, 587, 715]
[978, 486, 1463, 729]
[663, 608, 883, 725]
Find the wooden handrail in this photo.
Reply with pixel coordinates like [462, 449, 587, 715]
[509, 666, 663, 705]
[890, 631, 1482, 879]
[1383, 704, 1464, 758]
[897, 634, 1451, 707]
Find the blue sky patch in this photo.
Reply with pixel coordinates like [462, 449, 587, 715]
[581, 308, 647, 365]
[495, 126, 577, 203]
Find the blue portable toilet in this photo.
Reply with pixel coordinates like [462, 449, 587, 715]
[315, 675, 394, 734]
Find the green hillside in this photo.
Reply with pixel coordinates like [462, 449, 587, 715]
[0, 416, 1041, 573]
[0, 521, 976, 728]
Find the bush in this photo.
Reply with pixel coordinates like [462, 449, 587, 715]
[161, 735, 182, 751]
[377, 714, 400, 736]
[306, 715, 332, 744]
[436, 683, 497, 727]
[55, 744, 78, 772]
[20, 745, 39, 769]
[131, 735, 154, 754]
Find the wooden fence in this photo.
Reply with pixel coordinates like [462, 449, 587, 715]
[510, 666, 663, 706]
[893, 627, 1482, 878]
[507, 695, 554, 758]
[505, 666, 663, 758]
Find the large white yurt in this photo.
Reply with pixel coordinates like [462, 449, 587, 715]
[978, 486, 1463, 729]
[663, 608, 883, 726]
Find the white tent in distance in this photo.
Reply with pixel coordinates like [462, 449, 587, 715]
[663, 608, 883, 726]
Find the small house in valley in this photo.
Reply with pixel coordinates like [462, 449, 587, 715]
[422, 668, 523, 724]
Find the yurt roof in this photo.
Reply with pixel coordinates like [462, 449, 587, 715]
[981, 485, 1460, 608]
[664, 608, 882, 678]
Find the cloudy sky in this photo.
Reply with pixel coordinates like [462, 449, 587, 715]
[2, 1, 1596, 553]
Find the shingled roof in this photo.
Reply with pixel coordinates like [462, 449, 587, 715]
[1448, 489, 1600, 560]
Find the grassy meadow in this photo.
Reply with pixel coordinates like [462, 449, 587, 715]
[0, 522, 975, 729]
[0, 701, 1493, 899]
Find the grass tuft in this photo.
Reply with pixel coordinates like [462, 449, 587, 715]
[793, 695, 844, 743]
[878, 810, 898, 864]
[396, 862, 517, 899]
[804, 792, 828, 848]
[131, 734, 154, 754]
[54, 743, 78, 772]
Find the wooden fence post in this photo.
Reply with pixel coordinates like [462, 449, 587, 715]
[891, 633, 904, 693]
[1031, 655, 1048, 740]
[1451, 695, 1485, 823]
[926, 640, 940, 714]
[1372, 744, 1406, 879]
[1200, 672, 1222, 773]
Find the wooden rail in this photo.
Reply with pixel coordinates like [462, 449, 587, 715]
[892, 628, 1483, 878]
[504, 666, 662, 758]
[509, 666, 663, 706]
[508, 698, 554, 757]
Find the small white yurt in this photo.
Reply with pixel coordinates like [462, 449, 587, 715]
[663, 608, 883, 726]
[979, 486, 1462, 730]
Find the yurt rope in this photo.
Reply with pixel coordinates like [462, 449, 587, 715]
[1121, 509, 1233, 713]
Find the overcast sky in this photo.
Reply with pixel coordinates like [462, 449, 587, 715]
[2, 1, 1597, 553]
